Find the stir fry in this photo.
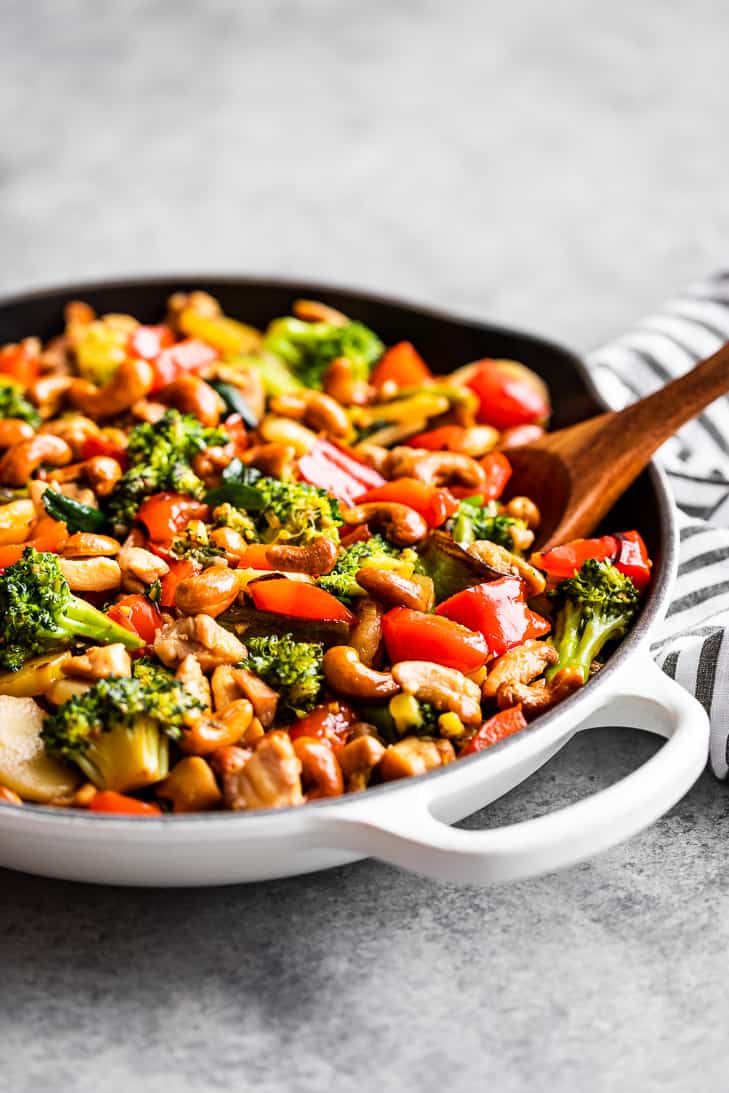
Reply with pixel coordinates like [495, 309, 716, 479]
[0, 293, 653, 815]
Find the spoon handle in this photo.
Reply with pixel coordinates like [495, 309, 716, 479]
[615, 338, 729, 457]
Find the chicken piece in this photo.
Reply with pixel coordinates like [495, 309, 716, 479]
[379, 736, 455, 782]
[175, 654, 212, 710]
[232, 666, 279, 728]
[154, 614, 246, 672]
[118, 540, 169, 592]
[223, 731, 304, 811]
[63, 643, 132, 682]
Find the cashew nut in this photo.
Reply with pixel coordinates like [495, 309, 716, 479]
[259, 415, 318, 455]
[179, 697, 254, 756]
[159, 374, 222, 427]
[39, 414, 100, 458]
[292, 298, 349, 326]
[388, 448, 487, 492]
[57, 557, 122, 592]
[467, 539, 546, 595]
[349, 597, 383, 668]
[61, 533, 121, 558]
[293, 736, 344, 799]
[391, 661, 483, 724]
[482, 639, 558, 700]
[269, 390, 351, 438]
[0, 419, 35, 448]
[323, 356, 374, 406]
[340, 502, 428, 547]
[175, 566, 240, 618]
[505, 495, 541, 529]
[29, 376, 73, 419]
[265, 536, 338, 575]
[323, 645, 399, 700]
[68, 358, 154, 419]
[0, 499, 36, 545]
[355, 568, 432, 611]
[241, 442, 297, 480]
[0, 434, 73, 486]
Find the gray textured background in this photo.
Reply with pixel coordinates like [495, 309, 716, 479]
[2, 2, 729, 1091]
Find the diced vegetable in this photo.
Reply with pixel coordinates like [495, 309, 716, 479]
[460, 705, 528, 755]
[362, 479, 459, 529]
[248, 579, 355, 624]
[435, 577, 551, 656]
[370, 342, 432, 388]
[88, 790, 162, 815]
[382, 607, 489, 672]
[466, 360, 549, 429]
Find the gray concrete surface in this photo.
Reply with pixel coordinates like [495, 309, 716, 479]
[2, 1, 729, 1090]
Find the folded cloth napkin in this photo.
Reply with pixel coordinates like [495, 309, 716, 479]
[587, 270, 729, 776]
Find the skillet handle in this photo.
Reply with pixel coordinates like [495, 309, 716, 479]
[319, 654, 709, 884]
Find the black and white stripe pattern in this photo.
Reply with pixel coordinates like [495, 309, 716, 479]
[588, 270, 729, 777]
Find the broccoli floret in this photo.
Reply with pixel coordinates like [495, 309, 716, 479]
[108, 409, 226, 528]
[245, 633, 324, 719]
[168, 520, 225, 566]
[318, 535, 415, 603]
[450, 495, 522, 550]
[212, 501, 259, 541]
[0, 379, 40, 427]
[547, 559, 641, 683]
[42, 673, 204, 792]
[251, 476, 342, 545]
[132, 655, 175, 689]
[263, 316, 384, 389]
[0, 547, 144, 671]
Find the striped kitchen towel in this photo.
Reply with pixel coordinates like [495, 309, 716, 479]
[587, 269, 729, 777]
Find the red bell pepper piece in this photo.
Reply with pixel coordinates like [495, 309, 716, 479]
[89, 791, 162, 816]
[460, 705, 528, 756]
[80, 434, 129, 470]
[406, 425, 467, 451]
[159, 559, 200, 608]
[370, 342, 433, 388]
[479, 451, 512, 501]
[235, 544, 276, 570]
[435, 577, 551, 657]
[136, 492, 211, 541]
[0, 517, 69, 570]
[381, 607, 489, 672]
[466, 361, 549, 429]
[298, 439, 385, 506]
[338, 525, 372, 548]
[287, 702, 357, 746]
[248, 578, 355, 624]
[128, 324, 175, 361]
[613, 531, 652, 590]
[0, 343, 39, 387]
[531, 530, 652, 590]
[361, 478, 459, 529]
[150, 338, 218, 392]
[107, 594, 164, 645]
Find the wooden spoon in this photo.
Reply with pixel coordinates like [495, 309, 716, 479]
[504, 340, 729, 551]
